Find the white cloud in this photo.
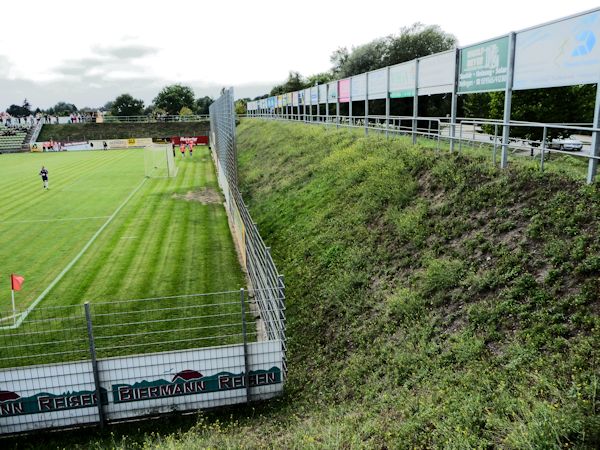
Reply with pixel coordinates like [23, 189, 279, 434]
[0, 0, 598, 108]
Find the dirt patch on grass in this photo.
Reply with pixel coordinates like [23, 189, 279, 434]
[173, 189, 223, 205]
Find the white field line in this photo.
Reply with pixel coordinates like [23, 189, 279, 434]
[0, 216, 110, 224]
[0, 177, 148, 330]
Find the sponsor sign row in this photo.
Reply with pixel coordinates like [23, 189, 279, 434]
[247, 9, 600, 110]
[1, 341, 284, 434]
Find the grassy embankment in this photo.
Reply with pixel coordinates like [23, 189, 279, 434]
[11, 120, 600, 448]
[37, 122, 210, 142]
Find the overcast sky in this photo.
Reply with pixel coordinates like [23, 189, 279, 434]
[0, 0, 598, 109]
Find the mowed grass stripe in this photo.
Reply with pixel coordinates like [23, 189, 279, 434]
[0, 151, 139, 220]
[1, 147, 246, 365]
[42, 148, 243, 305]
[0, 151, 144, 314]
[0, 152, 126, 207]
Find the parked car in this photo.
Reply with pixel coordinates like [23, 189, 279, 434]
[548, 136, 583, 151]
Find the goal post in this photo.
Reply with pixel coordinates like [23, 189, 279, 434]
[144, 144, 178, 178]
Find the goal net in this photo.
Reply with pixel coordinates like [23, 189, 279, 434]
[144, 144, 178, 178]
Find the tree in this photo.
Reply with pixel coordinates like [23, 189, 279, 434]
[7, 99, 32, 117]
[384, 23, 457, 67]
[304, 72, 334, 88]
[194, 96, 214, 115]
[332, 39, 388, 78]
[330, 23, 457, 78]
[179, 106, 193, 116]
[330, 47, 349, 76]
[485, 85, 595, 141]
[47, 102, 78, 116]
[235, 99, 249, 115]
[110, 94, 145, 116]
[270, 71, 305, 96]
[153, 84, 195, 115]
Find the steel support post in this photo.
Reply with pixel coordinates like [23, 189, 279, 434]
[386, 67, 391, 138]
[450, 48, 460, 152]
[412, 59, 419, 145]
[501, 32, 516, 169]
[365, 72, 369, 136]
[85, 302, 105, 429]
[586, 83, 600, 184]
[240, 289, 250, 403]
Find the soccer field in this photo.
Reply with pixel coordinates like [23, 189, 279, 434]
[0, 147, 247, 366]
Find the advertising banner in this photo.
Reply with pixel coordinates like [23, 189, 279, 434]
[310, 86, 318, 104]
[318, 84, 327, 104]
[368, 68, 387, 100]
[171, 136, 209, 145]
[0, 341, 284, 434]
[292, 91, 299, 107]
[418, 50, 455, 95]
[338, 78, 351, 103]
[514, 10, 600, 90]
[304, 88, 311, 105]
[389, 61, 416, 98]
[351, 73, 367, 101]
[327, 81, 338, 102]
[298, 91, 304, 105]
[458, 36, 509, 93]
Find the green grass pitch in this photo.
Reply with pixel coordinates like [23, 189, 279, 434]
[0, 147, 247, 366]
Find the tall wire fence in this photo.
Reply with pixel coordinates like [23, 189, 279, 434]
[0, 89, 286, 435]
[210, 88, 287, 370]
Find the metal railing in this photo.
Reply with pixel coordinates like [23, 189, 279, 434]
[101, 115, 210, 124]
[0, 290, 284, 434]
[245, 112, 600, 183]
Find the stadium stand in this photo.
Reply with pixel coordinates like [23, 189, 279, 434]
[0, 126, 29, 153]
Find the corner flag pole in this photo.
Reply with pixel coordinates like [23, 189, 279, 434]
[11, 288, 16, 326]
[10, 273, 24, 326]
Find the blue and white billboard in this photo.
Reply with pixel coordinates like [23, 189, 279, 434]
[514, 9, 600, 90]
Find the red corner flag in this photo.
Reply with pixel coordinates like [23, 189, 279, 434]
[11, 274, 24, 291]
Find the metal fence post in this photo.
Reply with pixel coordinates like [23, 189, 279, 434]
[587, 82, 600, 184]
[240, 288, 250, 403]
[450, 47, 460, 152]
[412, 59, 419, 145]
[84, 302, 105, 429]
[501, 32, 516, 169]
[540, 126, 548, 172]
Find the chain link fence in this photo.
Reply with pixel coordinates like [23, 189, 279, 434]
[209, 88, 287, 372]
[0, 89, 286, 435]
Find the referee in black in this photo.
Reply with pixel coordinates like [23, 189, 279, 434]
[39, 166, 49, 190]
